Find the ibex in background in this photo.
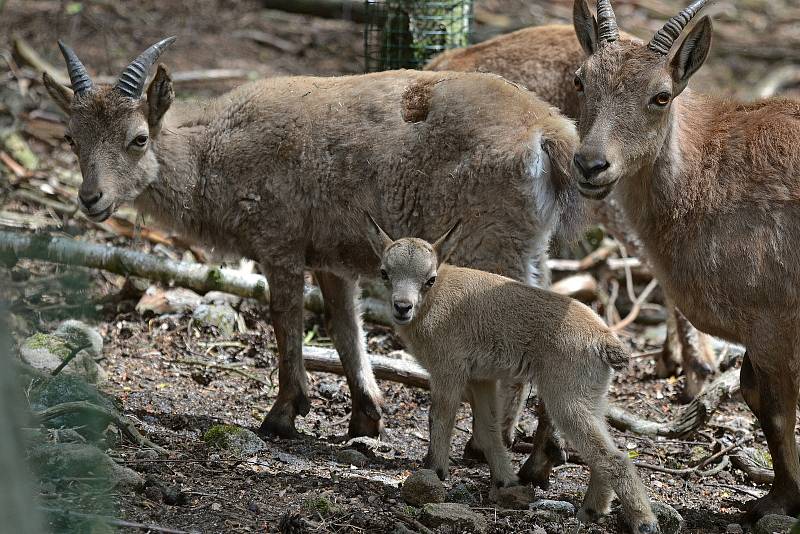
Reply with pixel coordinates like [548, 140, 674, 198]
[44, 39, 581, 482]
[366, 220, 658, 533]
[426, 18, 717, 402]
[570, 0, 800, 519]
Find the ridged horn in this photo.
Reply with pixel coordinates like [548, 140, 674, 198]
[596, 0, 619, 43]
[648, 0, 708, 55]
[57, 41, 93, 96]
[114, 36, 176, 99]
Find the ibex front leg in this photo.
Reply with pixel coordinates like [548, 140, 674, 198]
[315, 271, 383, 438]
[259, 265, 310, 439]
[424, 373, 464, 480]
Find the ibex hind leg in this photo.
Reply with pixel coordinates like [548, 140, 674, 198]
[541, 387, 657, 532]
[315, 271, 383, 438]
[470, 380, 519, 490]
[259, 266, 311, 439]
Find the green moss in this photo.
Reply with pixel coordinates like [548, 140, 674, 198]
[206, 268, 223, 290]
[202, 424, 244, 447]
[302, 495, 341, 517]
[755, 448, 773, 469]
[24, 333, 72, 359]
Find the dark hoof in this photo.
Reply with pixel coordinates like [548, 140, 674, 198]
[435, 468, 446, 481]
[463, 438, 487, 463]
[742, 492, 800, 521]
[347, 407, 384, 439]
[258, 416, 302, 439]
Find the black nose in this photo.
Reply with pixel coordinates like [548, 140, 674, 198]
[573, 154, 610, 179]
[393, 301, 412, 315]
[79, 190, 103, 208]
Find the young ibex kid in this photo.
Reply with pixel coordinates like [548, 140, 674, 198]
[426, 11, 717, 403]
[569, 0, 800, 519]
[366, 217, 657, 533]
[44, 38, 581, 469]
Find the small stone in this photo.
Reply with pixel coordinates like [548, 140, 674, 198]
[529, 499, 576, 515]
[400, 469, 446, 506]
[145, 485, 163, 503]
[726, 524, 744, 534]
[192, 303, 238, 338]
[162, 485, 188, 506]
[29, 375, 119, 440]
[136, 287, 202, 315]
[203, 425, 266, 456]
[248, 501, 260, 513]
[530, 527, 546, 534]
[202, 291, 242, 307]
[754, 514, 797, 534]
[318, 381, 341, 400]
[211, 503, 222, 512]
[651, 501, 684, 534]
[28, 443, 143, 489]
[494, 485, 536, 510]
[446, 482, 478, 505]
[335, 448, 369, 468]
[20, 321, 106, 384]
[420, 502, 487, 533]
[135, 449, 160, 460]
[392, 523, 416, 534]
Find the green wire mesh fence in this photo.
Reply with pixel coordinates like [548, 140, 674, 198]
[364, 0, 473, 72]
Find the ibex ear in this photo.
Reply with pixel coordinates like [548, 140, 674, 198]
[366, 213, 394, 259]
[43, 72, 73, 114]
[573, 0, 599, 56]
[432, 221, 462, 265]
[146, 64, 174, 133]
[670, 16, 712, 94]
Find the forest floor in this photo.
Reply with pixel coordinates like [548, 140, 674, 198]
[2, 0, 800, 533]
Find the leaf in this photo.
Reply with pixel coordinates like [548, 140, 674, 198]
[66, 2, 83, 15]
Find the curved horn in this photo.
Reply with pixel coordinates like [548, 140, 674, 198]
[648, 0, 708, 55]
[114, 36, 176, 99]
[596, 0, 619, 43]
[57, 41, 93, 96]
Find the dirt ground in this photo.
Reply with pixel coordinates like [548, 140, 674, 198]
[2, 0, 800, 533]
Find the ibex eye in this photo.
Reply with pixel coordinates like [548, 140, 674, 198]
[652, 92, 671, 107]
[64, 134, 75, 147]
[574, 76, 584, 93]
[425, 276, 436, 287]
[132, 135, 149, 147]
[380, 269, 389, 281]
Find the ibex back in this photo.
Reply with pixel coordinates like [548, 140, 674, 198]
[44, 40, 582, 451]
[570, 0, 800, 519]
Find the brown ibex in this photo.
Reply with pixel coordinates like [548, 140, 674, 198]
[426, 22, 717, 402]
[366, 219, 657, 533]
[44, 39, 581, 470]
[570, 0, 800, 518]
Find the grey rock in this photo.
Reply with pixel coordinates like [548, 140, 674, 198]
[401, 469, 446, 506]
[203, 425, 265, 456]
[494, 485, 535, 510]
[754, 514, 797, 534]
[135, 449, 160, 460]
[392, 523, 417, 534]
[29, 374, 119, 440]
[20, 321, 105, 384]
[420, 503, 487, 533]
[28, 442, 143, 489]
[529, 499, 576, 515]
[192, 303, 238, 337]
[136, 287, 202, 315]
[446, 482, 478, 505]
[202, 291, 242, 307]
[335, 448, 369, 467]
[652, 501, 684, 534]
[726, 524, 744, 534]
[318, 381, 341, 400]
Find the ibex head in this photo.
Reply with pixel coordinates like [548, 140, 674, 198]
[43, 37, 176, 221]
[365, 215, 461, 325]
[570, 0, 712, 199]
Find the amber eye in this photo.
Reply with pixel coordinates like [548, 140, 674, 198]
[574, 76, 584, 93]
[652, 92, 671, 107]
[425, 276, 436, 288]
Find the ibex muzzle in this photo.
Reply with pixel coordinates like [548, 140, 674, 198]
[570, 0, 711, 200]
[45, 37, 176, 221]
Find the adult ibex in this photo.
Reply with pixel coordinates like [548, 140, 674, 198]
[427, 20, 717, 402]
[366, 220, 657, 533]
[44, 39, 581, 475]
[570, 0, 800, 519]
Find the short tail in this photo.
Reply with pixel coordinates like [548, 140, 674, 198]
[598, 336, 630, 371]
